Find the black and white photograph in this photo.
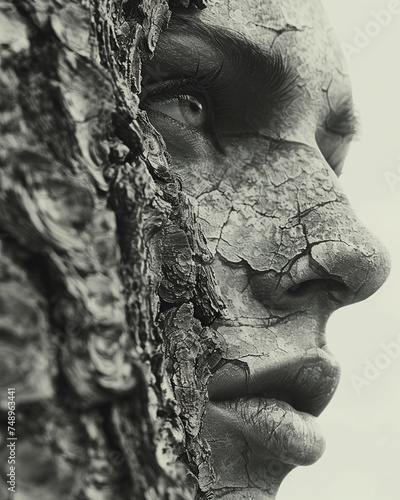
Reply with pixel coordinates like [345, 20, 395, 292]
[0, 1, 399, 499]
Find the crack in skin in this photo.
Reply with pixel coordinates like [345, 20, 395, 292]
[194, 162, 232, 199]
[290, 199, 338, 221]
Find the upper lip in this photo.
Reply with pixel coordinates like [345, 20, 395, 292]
[207, 350, 341, 417]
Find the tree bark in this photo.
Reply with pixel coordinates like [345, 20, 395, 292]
[0, 0, 221, 498]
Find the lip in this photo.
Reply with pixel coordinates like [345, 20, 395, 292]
[206, 398, 325, 466]
[206, 349, 340, 466]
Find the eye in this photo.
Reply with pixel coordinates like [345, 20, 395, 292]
[145, 94, 207, 129]
[140, 79, 224, 151]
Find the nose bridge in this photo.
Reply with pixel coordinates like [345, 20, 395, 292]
[257, 140, 391, 305]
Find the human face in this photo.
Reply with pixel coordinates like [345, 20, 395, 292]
[140, 0, 391, 498]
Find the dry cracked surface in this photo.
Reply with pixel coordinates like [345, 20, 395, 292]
[141, 0, 391, 498]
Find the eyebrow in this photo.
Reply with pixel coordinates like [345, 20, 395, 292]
[150, 14, 359, 140]
[167, 15, 298, 104]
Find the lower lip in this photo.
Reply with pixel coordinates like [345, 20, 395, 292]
[206, 398, 326, 467]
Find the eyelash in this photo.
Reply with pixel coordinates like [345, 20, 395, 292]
[325, 108, 360, 139]
[140, 67, 226, 151]
[139, 52, 297, 152]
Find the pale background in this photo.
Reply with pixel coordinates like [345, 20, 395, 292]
[278, 1, 400, 499]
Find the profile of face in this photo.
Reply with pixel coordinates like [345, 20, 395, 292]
[140, 1, 390, 499]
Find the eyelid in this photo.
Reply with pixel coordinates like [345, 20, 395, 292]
[140, 75, 225, 152]
[139, 63, 223, 100]
[324, 123, 357, 139]
[147, 94, 207, 130]
[324, 106, 360, 139]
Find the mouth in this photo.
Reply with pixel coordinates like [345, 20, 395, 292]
[206, 349, 340, 467]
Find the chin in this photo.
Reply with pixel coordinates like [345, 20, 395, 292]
[202, 399, 321, 499]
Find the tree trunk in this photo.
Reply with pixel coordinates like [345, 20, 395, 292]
[0, 0, 221, 498]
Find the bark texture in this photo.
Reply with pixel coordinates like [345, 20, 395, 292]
[0, 0, 221, 498]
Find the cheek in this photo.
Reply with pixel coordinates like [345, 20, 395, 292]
[146, 110, 228, 197]
[151, 122, 352, 283]
[209, 255, 275, 322]
[157, 133, 343, 276]
[193, 140, 338, 272]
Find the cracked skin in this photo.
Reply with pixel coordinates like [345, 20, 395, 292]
[141, 0, 391, 498]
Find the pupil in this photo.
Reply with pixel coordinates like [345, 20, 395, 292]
[189, 100, 201, 113]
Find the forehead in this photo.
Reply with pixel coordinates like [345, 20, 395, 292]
[195, 0, 347, 73]
[169, 0, 352, 131]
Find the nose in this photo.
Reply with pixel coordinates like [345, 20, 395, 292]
[249, 143, 391, 312]
[250, 239, 390, 311]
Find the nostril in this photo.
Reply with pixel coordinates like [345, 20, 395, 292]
[250, 271, 353, 311]
[285, 278, 353, 311]
[289, 276, 348, 292]
[288, 279, 334, 295]
[249, 237, 390, 311]
[250, 272, 327, 309]
[287, 278, 330, 296]
[287, 278, 349, 296]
